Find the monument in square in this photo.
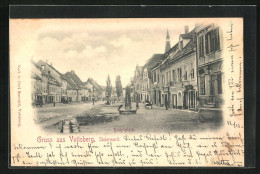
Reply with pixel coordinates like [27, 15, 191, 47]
[118, 86, 137, 115]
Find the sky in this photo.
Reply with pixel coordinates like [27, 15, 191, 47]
[12, 18, 198, 87]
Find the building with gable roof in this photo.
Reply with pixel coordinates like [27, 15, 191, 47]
[31, 60, 62, 104]
[142, 54, 163, 103]
[64, 73, 79, 102]
[65, 70, 90, 102]
[37, 60, 68, 103]
[160, 25, 199, 109]
[84, 78, 104, 101]
[149, 30, 176, 106]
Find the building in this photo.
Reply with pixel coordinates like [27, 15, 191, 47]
[31, 59, 94, 104]
[84, 78, 103, 101]
[37, 60, 66, 103]
[160, 25, 198, 109]
[132, 65, 143, 103]
[64, 73, 79, 102]
[196, 24, 223, 108]
[47, 75, 61, 103]
[31, 71, 42, 103]
[149, 30, 174, 106]
[142, 54, 164, 103]
[31, 60, 61, 104]
[65, 70, 90, 101]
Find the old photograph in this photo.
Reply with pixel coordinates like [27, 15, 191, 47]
[30, 19, 223, 134]
[10, 17, 244, 167]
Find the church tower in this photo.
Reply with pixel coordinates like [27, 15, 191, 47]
[165, 29, 171, 53]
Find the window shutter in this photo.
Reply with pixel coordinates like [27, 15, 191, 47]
[215, 28, 220, 51]
[210, 31, 214, 53]
[205, 34, 209, 54]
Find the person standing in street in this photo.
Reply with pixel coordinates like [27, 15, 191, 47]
[92, 98, 95, 105]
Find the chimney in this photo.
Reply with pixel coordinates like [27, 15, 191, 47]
[41, 65, 45, 70]
[46, 60, 48, 64]
[185, 25, 189, 34]
[50, 62, 52, 66]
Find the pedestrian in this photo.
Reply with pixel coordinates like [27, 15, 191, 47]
[53, 101, 56, 107]
[92, 98, 95, 105]
[165, 101, 168, 110]
[136, 102, 139, 109]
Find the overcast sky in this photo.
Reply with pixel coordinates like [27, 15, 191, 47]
[12, 19, 198, 87]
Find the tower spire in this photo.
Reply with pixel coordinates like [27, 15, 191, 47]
[165, 29, 171, 53]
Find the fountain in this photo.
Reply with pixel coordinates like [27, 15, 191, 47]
[118, 86, 137, 114]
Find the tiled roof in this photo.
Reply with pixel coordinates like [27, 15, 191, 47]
[64, 74, 79, 90]
[180, 33, 193, 39]
[31, 73, 42, 81]
[48, 75, 61, 86]
[32, 61, 49, 76]
[65, 71, 85, 88]
[160, 28, 197, 70]
[145, 54, 163, 68]
[84, 78, 103, 92]
[169, 39, 195, 64]
[32, 60, 61, 86]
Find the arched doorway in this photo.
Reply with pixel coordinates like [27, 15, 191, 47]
[172, 94, 177, 108]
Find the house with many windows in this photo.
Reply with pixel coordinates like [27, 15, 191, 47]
[37, 60, 66, 103]
[160, 25, 198, 109]
[31, 60, 61, 104]
[142, 54, 163, 102]
[196, 24, 223, 108]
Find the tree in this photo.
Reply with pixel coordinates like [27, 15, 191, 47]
[115, 75, 123, 100]
[106, 75, 112, 104]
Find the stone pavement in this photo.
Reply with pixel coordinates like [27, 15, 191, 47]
[34, 102, 223, 134]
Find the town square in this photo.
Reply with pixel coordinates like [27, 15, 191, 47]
[31, 20, 224, 133]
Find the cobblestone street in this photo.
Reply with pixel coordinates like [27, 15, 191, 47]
[34, 102, 222, 134]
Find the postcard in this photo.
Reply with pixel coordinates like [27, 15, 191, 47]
[10, 18, 244, 167]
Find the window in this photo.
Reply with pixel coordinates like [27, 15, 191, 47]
[191, 69, 195, 79]
[162, 74, 165, 85]
[153, 72, 156, 82]
[205, 28, 220, 54]
[180, 68, 182, 80]
[217, 73, 222, 94]
[169, 71, 171, 82]
[200, 76, 205, 95]
[199, 36, 204, 57]
[191, 63, 195, 79]
[178, 68, 182, 81]
[184, 65, 187, 80]
[172, 70, 176, 83]
[166, 72, 168, 84]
